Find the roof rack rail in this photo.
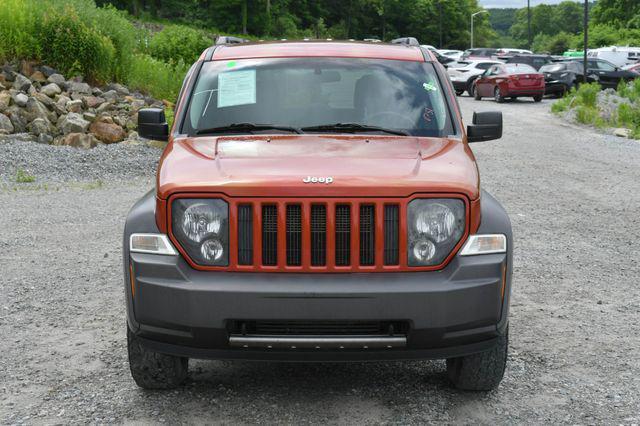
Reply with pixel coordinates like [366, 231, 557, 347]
[215, 36, 250, 45]
[391, 37, 420, 46]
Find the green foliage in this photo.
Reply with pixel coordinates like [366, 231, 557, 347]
[148, 25, 211, 65]
[15, 168, 36, 183]
[39, 8, 116, 81]
[553, 82, 640, 139]
[126, 54, 189, 101]
[0, 0, 43, 61]
[592, 0, 640, 28]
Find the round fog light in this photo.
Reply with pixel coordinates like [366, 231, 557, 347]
[412, 238, 436, 263]
[201, 238, 224, 261]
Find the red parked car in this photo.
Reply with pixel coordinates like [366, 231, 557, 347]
[474, 63, 545, 103]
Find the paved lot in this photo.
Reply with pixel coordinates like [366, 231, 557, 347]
[1, 96, 639, 424]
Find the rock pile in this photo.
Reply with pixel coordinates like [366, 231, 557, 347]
[0, 62, 167, 148]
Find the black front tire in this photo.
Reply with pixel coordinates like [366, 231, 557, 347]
[446, 327, 508, 391]
[127, 328, 188, 389]
[473, 83, 482, 100]
[455, 89, 464, 96]
[533, 94, 543, 102]
[494, 86, 505, 103]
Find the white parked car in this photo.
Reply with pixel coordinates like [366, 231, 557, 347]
[447, 60, 503, 96]
[437, 49, 463, 60]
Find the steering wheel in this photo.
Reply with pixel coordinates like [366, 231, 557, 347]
[367, 111, 415, 129]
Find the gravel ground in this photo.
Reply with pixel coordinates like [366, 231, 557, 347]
[0, 134, 160, 185]
[1, 96, 639, 424]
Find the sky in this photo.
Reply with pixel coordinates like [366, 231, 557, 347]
[480, 0, 571, 7]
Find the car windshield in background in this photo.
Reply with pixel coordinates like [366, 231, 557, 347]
[539, 64, 566, 73]
[505, 64, 537, 74]
[182, 58, 454, 138]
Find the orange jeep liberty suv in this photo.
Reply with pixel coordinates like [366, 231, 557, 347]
[124, 38, 512, 391]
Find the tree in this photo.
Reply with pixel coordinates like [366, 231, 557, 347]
[592, 0, 640, 28]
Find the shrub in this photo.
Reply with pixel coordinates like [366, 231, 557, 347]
[575, 83, 600, 108]
[39, 7, 116, 82]
[126, 54, 190, 101]
[148, 25, 211, 65]
[0, 0, 43, 61]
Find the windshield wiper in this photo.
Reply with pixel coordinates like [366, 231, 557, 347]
[301, 123, 409, 136]
[196, 122, 303, 135]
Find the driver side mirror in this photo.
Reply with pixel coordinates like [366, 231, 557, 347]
[467, 111, 502, 143]
[138, 108, 169, 141]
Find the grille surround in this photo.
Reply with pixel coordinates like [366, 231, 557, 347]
[166, 194, 470, 273]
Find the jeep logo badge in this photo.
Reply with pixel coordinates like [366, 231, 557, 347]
[303, 176, 333, 184]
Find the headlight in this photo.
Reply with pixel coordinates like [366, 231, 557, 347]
[172, 198, 229, 266]
[407, 199, 465, 266]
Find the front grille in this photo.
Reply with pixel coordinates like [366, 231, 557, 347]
[237, 204, 253, 265]
[335, 205, 351, 266]
[172, 196, 468, 272]
[384, 205, 399, 265]
[262, 205, 278, 266]
[310, 205, 326, 266]
[286, 205, 302, 266]
[229, 320, 409, 336]
[359, 205, 375, 265]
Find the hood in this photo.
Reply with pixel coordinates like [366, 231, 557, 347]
[157, 135, 479, 200]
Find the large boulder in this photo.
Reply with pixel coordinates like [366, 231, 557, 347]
[83, 95, 105, 109]
[89, 119, 126, 143]
[102, 90, 119, 103]
[0, 91, 11, 112]
[30, 71, 47, 83]
[4, 106, 28, 133]
[47, 73, 65, 86]
[25, 98, 55, 123]
[54, 95, 70, 115]
[13, 92, 28, 107]
[0, 112, 14, 133]
[54, 132, 101, 149]
[41, 83, 61, 97]
[12, 73, 32, 92]
[66, 99, 83, 113]
[27, 117, 52, 136]
[59, 112, 90, 134]
[105, 83, 130, 96]
[69, 81, 91, 95]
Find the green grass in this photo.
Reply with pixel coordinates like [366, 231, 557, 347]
[15, 168, 36, 183]
[552, 82, 640, 138]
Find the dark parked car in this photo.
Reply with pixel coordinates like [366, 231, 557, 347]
[539, 62, 597, 97]
[506, 54, 553, 71]
[582, 59, 638, 89]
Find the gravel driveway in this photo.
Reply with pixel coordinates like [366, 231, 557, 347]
[1, 97, 639, 424]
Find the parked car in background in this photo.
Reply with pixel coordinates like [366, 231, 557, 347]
[496, 48, 532, 60]
[474, 63, 545, 103]
[461, 48, 498, 60]
[568, 58, 639, 89]
[539, 61, 597, 97]
[506, 54, 553, 71]
[421, 45, 454, 66]
[447, 59, 503, 96]
[623, 62, 640, 74]
[438, 49, 463, 61]
[588, 46, 640, 67]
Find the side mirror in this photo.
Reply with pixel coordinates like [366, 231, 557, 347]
[467, 111, 502, 143]
[138, 108, 169, 141]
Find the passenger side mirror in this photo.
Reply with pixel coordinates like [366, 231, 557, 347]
[467, 111, 502, 143]
[138, 108, 169, 141]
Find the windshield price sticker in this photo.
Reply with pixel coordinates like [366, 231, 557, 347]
[218, 69, 257, 108]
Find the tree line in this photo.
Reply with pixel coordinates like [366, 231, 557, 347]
[95, 0, 495, 49]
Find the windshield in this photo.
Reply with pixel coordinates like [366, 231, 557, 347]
[505, 64, 537, 74]
[539, 64, 565, 73]
[182, 58, 454, 137]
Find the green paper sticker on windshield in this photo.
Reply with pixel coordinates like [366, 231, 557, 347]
[423, 82, 437, 92]
[227, 61, 237, 68]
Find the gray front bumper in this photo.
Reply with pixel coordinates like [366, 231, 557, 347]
[123, 190, 513, 361]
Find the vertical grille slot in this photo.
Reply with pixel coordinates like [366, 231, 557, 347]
[286, 205, 302, 266]
[335, 205, 351, 266]
[384, 204, 399, 265]
[237, 204, 253, 265]
[262, 205, 278, 266]
[359, 205, 375, 266]
[311, 205, 327, 266]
